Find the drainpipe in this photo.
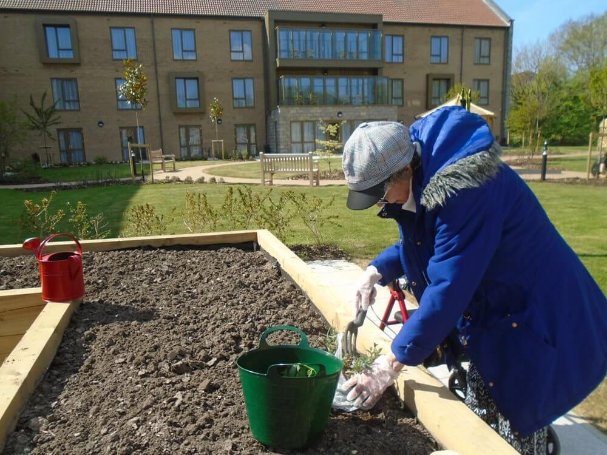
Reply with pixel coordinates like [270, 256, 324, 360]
[151, 15, 164, 150]
[459, 27, 464, 84]
[501, 20, 513, 145]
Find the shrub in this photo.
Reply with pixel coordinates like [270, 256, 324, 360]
[195, 176, 206, 184]
[19, 191, 65, 238]
[182, 192, 219, 233]
[66, 201, 110, 239]
[123, 203, 173, 237]
[94, 156, 109, 165]
[170, 176, 181, 183]
[184, 176, 193, 184]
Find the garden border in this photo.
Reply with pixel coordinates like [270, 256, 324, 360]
[0, 231, 516, 454]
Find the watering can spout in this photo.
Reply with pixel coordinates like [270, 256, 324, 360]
[22, 237, 42, 252]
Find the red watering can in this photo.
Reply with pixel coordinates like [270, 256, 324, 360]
[23, 233, 85, 302]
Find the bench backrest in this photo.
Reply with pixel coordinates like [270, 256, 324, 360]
[260, 152, 317, 172]
[149, 149, 164, 162]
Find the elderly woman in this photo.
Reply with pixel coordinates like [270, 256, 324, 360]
[341, 107, 607, 454]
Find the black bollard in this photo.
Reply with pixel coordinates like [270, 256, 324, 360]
[541, 141, 548, 181]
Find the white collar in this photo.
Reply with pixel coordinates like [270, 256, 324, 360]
[401, 178, 416, 213]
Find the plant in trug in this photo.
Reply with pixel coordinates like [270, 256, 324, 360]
[19, 191, 65, 238]
[118, 59, 148, 175]
[0, 97, 28, 177]
[182, 192, 220, 233]
[122, 203, 173, 237]
[285, 191, 340, 245]
[22, 92, 61, 167]
[66, 201, 110, 240]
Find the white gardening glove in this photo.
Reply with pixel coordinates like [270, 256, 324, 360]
[342, 355, 400, 410]
[354, 265, 382, 316]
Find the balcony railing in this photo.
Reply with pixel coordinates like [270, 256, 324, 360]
[276, 27, 382, 61]
[279, 75, 390, 106]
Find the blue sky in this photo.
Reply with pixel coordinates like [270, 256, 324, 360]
[498, 0, 606, 50]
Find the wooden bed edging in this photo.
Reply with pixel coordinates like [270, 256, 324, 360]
[0, 230, 517, 454]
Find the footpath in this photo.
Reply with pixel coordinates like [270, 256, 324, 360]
[0, 160, 601, 191]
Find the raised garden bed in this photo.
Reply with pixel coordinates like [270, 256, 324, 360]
[0, 241, 436, 453]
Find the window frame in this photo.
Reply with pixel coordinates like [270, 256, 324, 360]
[110, 27, 137, 60]
[172, 28, 197, 61]
[426, 73, 454, 108]
[390, 79, 404, 106]
[230, 30, 253, 61]
[234, 124, 257, 156]
[169, 72, 204, 113]
[57, 128, 86, 164]
[473, 79, 490, 105]
[430, 36, 449, 64]
[385, 34, 404, 63]
[474, 38, 491, 65]
[290, 121, 317, 154]
[51, 78, 80, 111]
[179, 125, 203, 159]
[36, 17, 80, 64]
[232, 78, 255, 108]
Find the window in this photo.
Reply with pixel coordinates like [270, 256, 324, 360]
[385, 35, 404, 63]
[120, 127, 145, 161]
[37, 17, 80, 63]
[51, 78, 80, 110]
[426, 74, 453, 108]
[473, 79, 490, 105]
[430, 36, 449, 63]
[179, 126, 203, 159]
[230, 30, 252, 61]
[172, 29, 196, 60]
[290, 121, 316, 153]
[235, 125, 257, 156]
[474, 38, 491, 65]
[390, 79, 404, 106]
[175, 77, 201, 108]
[232, 78, 254, 108]
[115, 79, 141, 110]
[57, 129, 85, 164]
[110, 27, 137, 60]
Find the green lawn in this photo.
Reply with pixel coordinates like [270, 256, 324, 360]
[1, 180, 606, 431]
[207, 157, 343, 179]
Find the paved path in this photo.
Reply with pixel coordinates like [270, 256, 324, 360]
[0, 160, 602, 190]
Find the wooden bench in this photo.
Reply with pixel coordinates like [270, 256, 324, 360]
[259, 152, 320, 186]
[149, 148, 176, 173]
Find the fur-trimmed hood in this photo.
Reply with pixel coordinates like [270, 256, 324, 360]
[410, 106, 502, 210]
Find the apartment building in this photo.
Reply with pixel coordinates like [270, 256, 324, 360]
[0, 0, 512, 164]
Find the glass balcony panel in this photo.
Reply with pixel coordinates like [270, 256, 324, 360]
[276, 27, 382, 61]
[279, 76, 390, 105]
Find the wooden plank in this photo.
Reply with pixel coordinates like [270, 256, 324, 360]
[0, 306, 43, 337]
[0, 335, 22, 360]
[0, 231, 259, 257]
[0, 289, 43, 313]
[0, 300, 79, 452]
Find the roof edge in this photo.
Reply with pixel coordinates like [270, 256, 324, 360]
[482, 0, 512, 26]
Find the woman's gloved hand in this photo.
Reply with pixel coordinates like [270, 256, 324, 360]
[354, 265, 382, 315]
[343, 354, 401, 410]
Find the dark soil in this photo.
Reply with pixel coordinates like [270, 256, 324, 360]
[0, 246, 437, 454]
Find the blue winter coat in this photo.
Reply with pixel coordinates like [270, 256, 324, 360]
[370, 106, 607, 435]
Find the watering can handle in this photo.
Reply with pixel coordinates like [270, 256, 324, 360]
[259, 325, 309, 349]
[36, 233, 83, 259]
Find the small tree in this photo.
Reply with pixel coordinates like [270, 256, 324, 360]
[209, 97, 224, 140]
[119, 59, 148, 176]
[0, 97, 27, 176]
[314, 121, 345, 174]
[22, 92, 61, 166]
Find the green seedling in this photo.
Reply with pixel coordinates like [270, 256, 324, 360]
[279, 363, 318, 378]
[348, 343, 382, 374]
